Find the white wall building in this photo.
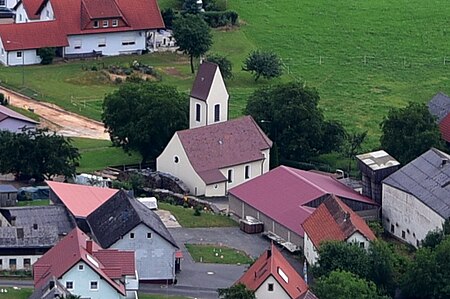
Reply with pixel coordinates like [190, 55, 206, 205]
[382, 148, 450, 247]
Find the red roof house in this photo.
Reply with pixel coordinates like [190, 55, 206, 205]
[32, 227, 137, 299]
[228, 166, 379, 248]
[157, 115, 272, 197]
[236, 244, 317, 299]
[302, 195, 376, 265]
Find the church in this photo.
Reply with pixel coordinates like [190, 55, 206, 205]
[156, 61, 272, 197]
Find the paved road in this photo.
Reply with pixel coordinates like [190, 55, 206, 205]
[0, 86, 109, 140]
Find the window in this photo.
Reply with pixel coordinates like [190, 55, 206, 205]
[268, 283, 274, 292]
[93, 20, 99, 28]
[359, 242, 365, 249]
[214, 104, 220, 122]
[0, 0, 5, 6]
[103, 20, 108, 27]
[402, 230, 406, 239]
[130, 232, 135, 239]
[65, 281, 73, 290]
[0, 259, 2, 269]
[33, 223, 38, 230]
[98, 38, 106, 48]
[73, 39, 82, 50]
[122, 36, 136, 46]
[174, 156, 179, 163]
[195, 103, 201, 122]
[147, 232, 152, 239]
[24, 258, 31, 269]
[245, 165, 250, 179]
[16, 51, 22, 58]
[90, 281, 98, 290]
[122, 40, 136, 46]
[390, 224, 394, 233]
[46, 10, 50, 18]
[1, 48, 4, 55]
[9, 259, 16, 270]
[227, 169, 233, 183]
[112, 19, 118, 27]
[78, 264, 84, 271]
[19, 14, 22, 21]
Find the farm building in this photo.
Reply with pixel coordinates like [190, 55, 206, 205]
[228, 166, 379, 249]
[428, 92, 450, 143]
[0, 184, 17, 206]
[0, 104, 37, 132]
[382, 148, 450, 247]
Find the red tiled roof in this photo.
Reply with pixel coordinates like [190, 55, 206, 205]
[177, 116, 272, 184]
[190, 61, 219, 101]
[439, 114, 450, 143]
[0, 105, 38, 124]
[33, 228, 135, 296]
[94, 249, 135, 276]
[46, 181, 118, 218]
[0, 21, 68, 51]
[302, 195, 376, 249]
[229, 166, 377, 236]
[81, 0, 123, 18]
[237, 244, 311, 299]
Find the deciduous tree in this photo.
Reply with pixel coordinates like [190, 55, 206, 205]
[242, 50, 282, 81]
[102, 82, 188, 163]
[172, 14, 212, 73]
[207, 53, 233, 79]
[218, 283, 255, 299]
[380, 102, 443, 164]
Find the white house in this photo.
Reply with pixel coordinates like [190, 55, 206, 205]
[236, 244, 317, 299]
[157, 115, 272, 197]
[302, 195, 376, 265]
[382, 148, 450, 247]
[189, 61, 229, 129]
[158, 61, 272, 197]
[0, 0, 164, 65]
[0, 104, 37, 132]
[31, 227, 138, 299]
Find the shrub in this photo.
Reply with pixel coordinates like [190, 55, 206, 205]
[37, 47, 56, 65]
[194, 206, 202, 216]
[203, 10, 239, 28]
[206, 53, 233, 79]
[123, 69, 132, 76]
[0, 93, 6, 106]
[91, 65, 98, 71]
[114, 77, 123, 84]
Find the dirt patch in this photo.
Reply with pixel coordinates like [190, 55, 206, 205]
[155, 209, 181, 228]
[161, 67, 188, 79]
[105, 71, 157, 82]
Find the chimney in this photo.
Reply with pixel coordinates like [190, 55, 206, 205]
[441, 159, 448, 168]
[86, 239, 93, 254]
[267, 249, 272, 258]
[11, 216, 16, 226]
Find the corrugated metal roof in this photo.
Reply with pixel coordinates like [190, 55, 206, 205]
[0, 185, 18, 193]
[383, 148, 450, 218]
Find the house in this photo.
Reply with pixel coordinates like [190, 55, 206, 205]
[229, 166, 379, 248]
[158, 116, 272, 197]
[302, 195, 376, 265]
[189, 61, 228, 129]
[0, 205, 74, 270]
[31, 227, 138, 299]
[0, 184, 17, 206]
[428, 92, 450, 143]
[158, 61, 272, 197]
[47, 181, 180, 282]
[0, 0, 164, 65]
[0, 104, 37, 132]
[382, 148, 450, 247]
[0, 7, 15, 24]
[236, 243, 317, 299]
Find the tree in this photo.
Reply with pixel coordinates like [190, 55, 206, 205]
[161, 8, 176, 29]
[182, 0, 201, 14]
[242, 50, 282, 81]
[0, 128, 80, 181]
[172, 14, 212, 74]
[380, 102, 443, 164]
[37, 47, 56, 65]
[312, 241, 370, 279]
[341, 130, 367, 172]
[206, 53, 233, 79]
[102, 82, 188, 163]
[368, 240, 400, 296]
[245, 82, 346, 161]
[313, 270, 390, 299]
[218, 283, 255, 299]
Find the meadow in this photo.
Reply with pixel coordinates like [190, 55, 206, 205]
[1, 0, 449, 150]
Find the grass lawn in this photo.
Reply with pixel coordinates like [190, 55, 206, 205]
[2, 0, 449, 151]
[139, 294, 191, 299]
[158, 202, 238, 228]
[185, 243, 253, 264]
[17, 199, 49, 207]
[5, 105, 40, 122]
[0, 288, 32, 299]
[71, 137, 142, 173]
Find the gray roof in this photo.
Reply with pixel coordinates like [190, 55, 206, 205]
[0, 206, 74, 248]
[0, 104, 38, 124]
[356, 150, 400, 171]
[383, 148, 450, 219]
[190, 61, 218, 101]
[0, 185, 17, 193]
[428, 92, 450, 123]
[87, 190, 178, 249]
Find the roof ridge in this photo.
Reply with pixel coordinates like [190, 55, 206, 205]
[282, 167, 329, 198]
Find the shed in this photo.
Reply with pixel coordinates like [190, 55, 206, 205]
[0, 185, 17, 207]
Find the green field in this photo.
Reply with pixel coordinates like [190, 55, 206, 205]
[1, 0, 449, 149]
[0, 288, 32, 299]
[71, 137, 142, 173]
[17, 199, 49, 207]
[185, 243, 253, 264]
[158, 202, 238, 228]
